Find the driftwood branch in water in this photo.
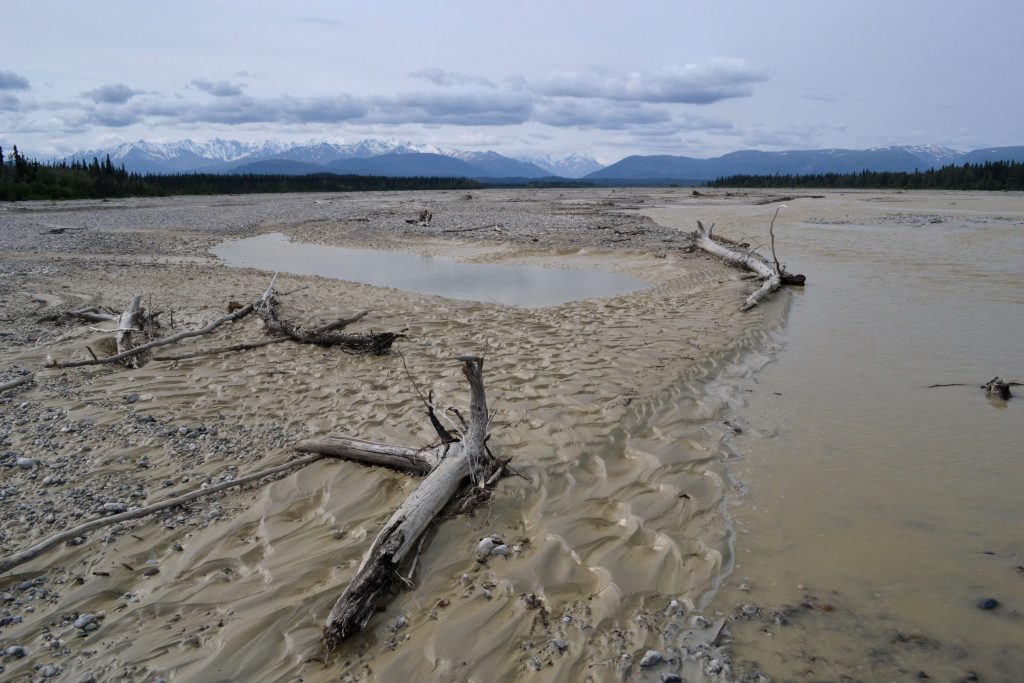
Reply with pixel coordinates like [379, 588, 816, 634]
[310, 355, 499, 652]
[984, 377, 1014, 400]
[694, 221, 782, 310]
[0, 374, 33, 393]
[256, 287, 401, 355]
[0, 454, 325, 575]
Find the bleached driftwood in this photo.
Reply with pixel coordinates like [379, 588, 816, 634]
[0, 374, 33, 393]
[311, 355, 497, 651]
[115, 295, 143, 357]
[694, 221, 782, 310]
[37, 306, 119, 324]
[0, 454, 325, 574]
[295, 435, 441, 475]
[46, 301, 257, 369]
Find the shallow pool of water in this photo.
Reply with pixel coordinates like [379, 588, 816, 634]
[211, 232, 647, 307]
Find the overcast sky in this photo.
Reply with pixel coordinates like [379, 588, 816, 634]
[3, 0, 1021, 162]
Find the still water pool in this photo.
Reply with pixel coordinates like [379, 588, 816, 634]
[211, 232, 646, 307]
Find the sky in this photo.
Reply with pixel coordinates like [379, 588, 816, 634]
[2, 0, 1022, 163]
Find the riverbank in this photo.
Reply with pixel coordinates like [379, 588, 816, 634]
[1, 189, 783, 681]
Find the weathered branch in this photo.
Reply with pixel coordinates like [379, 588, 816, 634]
[295, 435, 442, 474]
[153, 336, 289, 362]
[0, 454, 325, 574]
[0, 374, 33, 393]
[322, 356, 493, 651]
[37, 307, 119, 324]
[45, 302, 256, 369]
[257, 288, 401, 355]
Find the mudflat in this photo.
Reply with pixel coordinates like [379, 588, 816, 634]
[1, 189, 777, 681]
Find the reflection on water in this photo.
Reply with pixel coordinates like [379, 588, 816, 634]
[652, 192, 1024, 681]
[211, 232, 647, 307]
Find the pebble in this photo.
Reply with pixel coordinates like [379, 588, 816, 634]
[394, 615, 407, 629]
[640, 650, 664, 668]
[125, 393, 139, 404]
[459, 573, 472, 587]
[73, 613, 95, 629]
[15, 457, 37, 469]
[101, 502, 127, 513]
[476, 538, 495, 557]
[691, 615, 710, 628]
[4, 645, 26, 657]
[661, 674, 684, 683]
[668, 599, 682, 613]
[490, 544, 510, 557]
[741, 603, 759, 616]
[978, 597, 999, 610]
[143, 566, 160, 576]
[707, 658, 724, 675]
[550, 638, 568, 652]
[40, 664, 59, 677]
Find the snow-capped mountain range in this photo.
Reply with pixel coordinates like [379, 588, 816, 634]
[69, 138, 603, 178]
[67, 139, 1024, 181]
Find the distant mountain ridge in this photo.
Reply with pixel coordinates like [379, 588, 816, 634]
[66, 139, 1024, 181]
[68, 138, 592, 178]
[586, 145, 1024, 181]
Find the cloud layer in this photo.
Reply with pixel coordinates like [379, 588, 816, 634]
[1, 59, 765, 137]
[0, 70, 30, 90]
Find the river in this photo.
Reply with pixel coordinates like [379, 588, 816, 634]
[649, 190, 1024, 682]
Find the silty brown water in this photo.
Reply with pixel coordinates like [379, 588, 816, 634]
[648, 190, 1024, 681]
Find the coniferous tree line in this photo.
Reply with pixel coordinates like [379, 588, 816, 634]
[0, 144, 481, 201]
[708, 160, 1024, 191]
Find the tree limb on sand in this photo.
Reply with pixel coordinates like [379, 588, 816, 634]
[0, 454, 325, 574]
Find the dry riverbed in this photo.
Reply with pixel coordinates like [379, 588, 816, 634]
[0, 188, 795, 682]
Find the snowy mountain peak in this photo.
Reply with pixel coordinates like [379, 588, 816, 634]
[518, 153, 604, 178]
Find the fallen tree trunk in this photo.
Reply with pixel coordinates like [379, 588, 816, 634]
[320, 355, 495, 651]
[0, 454, 325, 574]
[693, 221, 782, 311]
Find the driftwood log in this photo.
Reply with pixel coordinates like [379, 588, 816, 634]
[0, 454, 326, 574]
[256, 286, 400, 355]
[45, 282, 401, 368]
[46, 299, 256, 369]
[296, 355, 500, 651]
[0, 374, 33, 394]
[694, 221, 782, 310]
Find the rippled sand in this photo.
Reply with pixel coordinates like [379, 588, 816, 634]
[0, 190, 780, 681]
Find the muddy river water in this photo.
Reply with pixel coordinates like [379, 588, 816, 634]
[651, 191, 1024, 681]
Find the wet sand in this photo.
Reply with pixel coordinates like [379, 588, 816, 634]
[1, 189, 775, 682]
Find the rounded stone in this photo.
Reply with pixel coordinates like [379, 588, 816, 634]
[640, 649, 664, 668]
[978, 598, 999, 610]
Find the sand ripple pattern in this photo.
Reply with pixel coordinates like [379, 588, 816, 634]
[1, 232, 779, 681]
